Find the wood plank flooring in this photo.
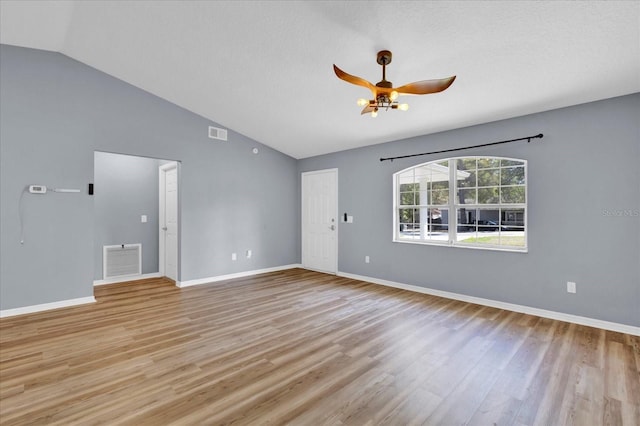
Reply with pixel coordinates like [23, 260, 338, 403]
[1, 268, 638, 425]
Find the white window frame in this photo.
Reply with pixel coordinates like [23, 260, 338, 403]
[393, 156, 528, 252]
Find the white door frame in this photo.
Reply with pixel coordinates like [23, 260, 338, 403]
[159, 162, 179, 280]
[301, 168, 338, 274]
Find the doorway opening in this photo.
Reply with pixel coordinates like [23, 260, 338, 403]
[93, 152, 180, 285]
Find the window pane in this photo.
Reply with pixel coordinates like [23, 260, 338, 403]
[477, 209, 500, 232]
[477, 168, 500, 186]
[456, 208, 476, 242]
[456, 170, 476, 188]
[462, 234, 502, 246]
[413, 164, 431, 179]
[454, 153, 474, 185]
[398, 209, 420, 239]
[477, 158, 500, 169]
[398, 171, 416, 195]
[414, 208, 421, 225]
[501, 159, 524, 167]
[415, 178, 430, 195]
[457, 158, 476, 171]
[399, 182, 418, 192]
[424, 208, 449, 241]
[432, 180, 449, 190]
[499, 230, 526, 247]
[399, 208, 413, 224]
[502, 209, 525, 228]
[458, 188, 476, 204]
[501, 166, 525, 185]
[501, 186, 525, 203]
[457, 208, 476, 231]
[431, 189, 449, 205]
[430, 165, 450, 183]
[478, 187, 499, 204]
[399, 192, 415, 206]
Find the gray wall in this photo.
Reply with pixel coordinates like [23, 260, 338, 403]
[299, 93, 640, 327]
[94, 152, 164, 280]
[0, 45, 299, 310]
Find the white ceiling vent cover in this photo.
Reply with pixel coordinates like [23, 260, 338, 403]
[208, 126, 228, 141]
[103, 244, 142, 280]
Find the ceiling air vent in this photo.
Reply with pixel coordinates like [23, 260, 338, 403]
[208, 126, 228, 141]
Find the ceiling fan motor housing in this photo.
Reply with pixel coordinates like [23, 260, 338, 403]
[376, 50, 392, 66]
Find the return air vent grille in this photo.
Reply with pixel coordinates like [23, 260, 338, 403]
[103, 244, 141, 279]
[208, 126, 228, 141]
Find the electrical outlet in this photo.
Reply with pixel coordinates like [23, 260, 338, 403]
[567, 281, 576, 293]
[231, 253, 237, 261]
[365, 255, 370, 263]
[141, 215, 147, 223]
[246, 249, 252, 259]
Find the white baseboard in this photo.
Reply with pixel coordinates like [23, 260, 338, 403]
[177, 264, 302, 288]
[93, 272, 163, 286]
[337, 271, 640, 337]
[0, 296, 96, 318]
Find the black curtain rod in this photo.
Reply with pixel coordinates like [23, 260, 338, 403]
[380, 133, 543, 162]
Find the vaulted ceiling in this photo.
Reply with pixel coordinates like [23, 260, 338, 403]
[1, 1, 638, 159]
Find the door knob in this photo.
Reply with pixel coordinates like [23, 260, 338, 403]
[329, 225, 335, 231]
[162, 227, 168, 231]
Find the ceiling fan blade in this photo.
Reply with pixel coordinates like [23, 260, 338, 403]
[333, 64, 377, 95]
[360, 105, 375, 115]
[395, 76, 456, 95]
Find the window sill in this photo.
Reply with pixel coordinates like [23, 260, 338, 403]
[393, 238, 528, 253]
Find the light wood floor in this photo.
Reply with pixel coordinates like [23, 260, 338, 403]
[1, 269, 638, 425]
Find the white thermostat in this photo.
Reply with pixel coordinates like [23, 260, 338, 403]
[29, 185, 47, 194]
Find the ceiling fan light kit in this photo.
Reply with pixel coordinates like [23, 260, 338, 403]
[334, 50, 455, 117]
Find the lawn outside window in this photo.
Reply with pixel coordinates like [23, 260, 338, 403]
[393, 156, 527, 252]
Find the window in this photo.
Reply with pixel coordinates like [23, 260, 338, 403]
[394, 156, 527, 251]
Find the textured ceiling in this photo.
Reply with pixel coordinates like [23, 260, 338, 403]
[1, 1, 639, 159]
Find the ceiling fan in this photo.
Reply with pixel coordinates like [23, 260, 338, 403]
[333, 50, 456, 117]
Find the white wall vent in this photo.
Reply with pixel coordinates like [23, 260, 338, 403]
[208, 126, 228, 141]
[103, 244, 142, 280]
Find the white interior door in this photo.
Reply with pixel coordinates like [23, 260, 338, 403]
[302, 169, 338, 274]
[160, 163, 178, 281]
